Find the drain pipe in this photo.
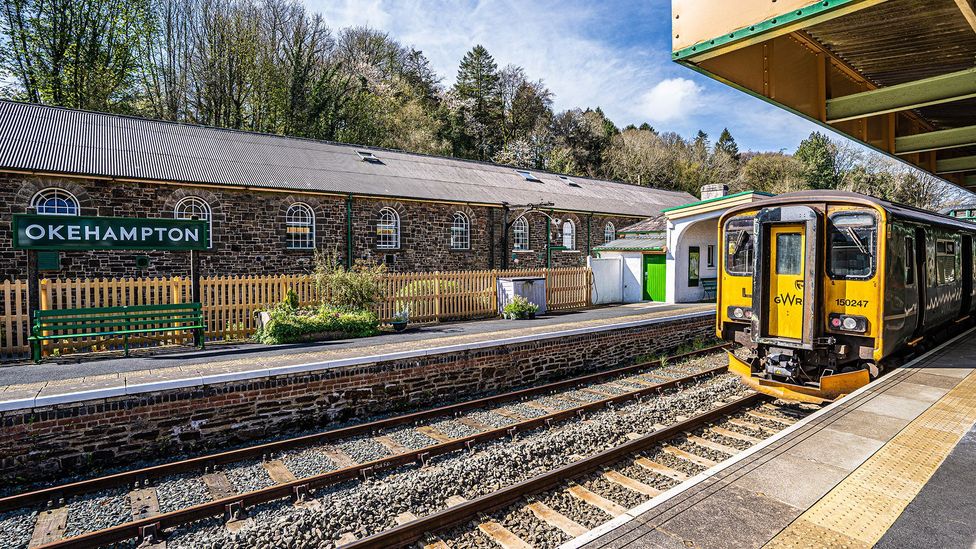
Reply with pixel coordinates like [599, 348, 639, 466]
[345, 195, 353, 269]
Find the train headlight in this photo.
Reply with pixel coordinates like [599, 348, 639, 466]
[727, 306, 752, 320]
[828, 313, 867, 333]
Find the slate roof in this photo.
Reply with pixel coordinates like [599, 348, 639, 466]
[617, 217, 667, 233]
[594, 235, 666, 252]
[0, 100, 695, 217]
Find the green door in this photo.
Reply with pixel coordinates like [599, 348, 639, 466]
[643, 254, 666, 301]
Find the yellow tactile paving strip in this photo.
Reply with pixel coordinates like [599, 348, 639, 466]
[765, 369, 976, 549]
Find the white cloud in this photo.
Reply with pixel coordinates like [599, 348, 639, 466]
[638, 78, 702, 124]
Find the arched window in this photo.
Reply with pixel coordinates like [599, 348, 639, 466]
[377, 207, 400, 249]
[31, 188, 79, 215]
[286, 203, 315, 249]
[451, 212, 470, 250]
[562, 220, 576, 250]
[174, 196, 212, 247]
[604, 222, 615, 244]
[513, 216, 529, 251]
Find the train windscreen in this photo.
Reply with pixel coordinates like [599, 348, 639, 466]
[828, 213, 876, 279]
[725, 217, 755, 276]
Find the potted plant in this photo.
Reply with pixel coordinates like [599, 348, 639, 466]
[503, 295, 539, 320]
[391, 308, 410, 331]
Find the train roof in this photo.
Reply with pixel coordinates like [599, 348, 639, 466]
[723, 190, 976, 233]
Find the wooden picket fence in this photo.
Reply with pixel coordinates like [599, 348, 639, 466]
[0, 267, 592, 359]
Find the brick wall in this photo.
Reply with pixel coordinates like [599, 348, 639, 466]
[0, 173, 639, 279]
[0, 313, 714, 485]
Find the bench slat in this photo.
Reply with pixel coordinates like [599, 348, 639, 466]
[36, 316, 204, 331]
[31, 324, 206, 341]
[34, 303, 201, 317]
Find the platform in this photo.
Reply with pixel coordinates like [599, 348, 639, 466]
[0, 302, 712, 410]
[569, 329, 976, 549]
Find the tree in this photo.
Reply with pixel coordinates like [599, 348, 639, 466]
[1, 0, 154, 111]
[794, 131, 838, 189]
[715, 128, 740, 162]
[450, 45, 503, 160]
[737, 152, 807, 194]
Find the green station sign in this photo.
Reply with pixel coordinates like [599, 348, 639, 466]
[12, 214, 209, 251]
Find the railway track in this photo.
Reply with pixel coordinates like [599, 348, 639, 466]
[385, 396, 807, 549]
[0, 344, 732, 549]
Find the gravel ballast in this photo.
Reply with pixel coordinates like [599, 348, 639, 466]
[160, 373, 747, 548]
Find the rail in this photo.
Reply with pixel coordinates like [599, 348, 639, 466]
[15, 344, 729, 549]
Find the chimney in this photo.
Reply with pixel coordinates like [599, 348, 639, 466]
[700, 184, 729, 200]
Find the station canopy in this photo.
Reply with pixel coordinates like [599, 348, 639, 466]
[672, 0, 976, 190]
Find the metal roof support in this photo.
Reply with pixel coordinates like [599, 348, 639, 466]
[827, 67, 976, 123]
[956, 0, 976, 33]
[895, 125, 976, 155]
[936, 155, 976, 174]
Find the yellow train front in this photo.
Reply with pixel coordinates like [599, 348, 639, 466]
[718, 191, 976, 404]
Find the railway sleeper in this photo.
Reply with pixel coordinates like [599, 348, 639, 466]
[525, 500, 588, 537]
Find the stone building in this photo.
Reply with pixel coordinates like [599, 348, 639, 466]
[0, 101, 694, 280]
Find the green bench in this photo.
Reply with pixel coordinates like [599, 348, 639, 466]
[701, 277, 718, 302]
[29, 303, 205, 363]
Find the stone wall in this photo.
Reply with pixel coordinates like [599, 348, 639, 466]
[0, 173, 639, 279]
[0, 313, 714, 485]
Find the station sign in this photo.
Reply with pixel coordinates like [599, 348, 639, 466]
[12, 214, 209, 251]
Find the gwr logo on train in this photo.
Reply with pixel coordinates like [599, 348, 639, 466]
[773, 293, 803, 306]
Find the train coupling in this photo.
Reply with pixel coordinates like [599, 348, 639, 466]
[764, 352, 800, 378]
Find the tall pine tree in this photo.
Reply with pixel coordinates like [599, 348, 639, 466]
[715, 128, 740, 162]
[451, 45, 504, 160]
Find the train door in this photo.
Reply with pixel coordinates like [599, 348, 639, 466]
[766, 225, 806, 340]
[913, 227, 926, 337]
[752, 205, 820, 348]
[962, 234, 973, 316]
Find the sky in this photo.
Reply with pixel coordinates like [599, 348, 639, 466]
[304, 0, 832, 153]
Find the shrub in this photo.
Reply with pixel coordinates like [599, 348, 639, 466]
[502, 295, 539, 319]
[256, 302, 379, 345]
[313, 250, 386, 311]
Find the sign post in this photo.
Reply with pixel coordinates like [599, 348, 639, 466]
[13, 215, 209, 354]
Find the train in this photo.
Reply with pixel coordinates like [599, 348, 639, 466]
[717, 190, 975, 403]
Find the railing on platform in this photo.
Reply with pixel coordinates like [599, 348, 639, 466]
[0, 267, 592, 359]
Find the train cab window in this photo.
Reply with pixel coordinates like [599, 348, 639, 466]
[828, 213, 876, 279]
[936, 240, 957, 285]
[724, 217, 754, 276]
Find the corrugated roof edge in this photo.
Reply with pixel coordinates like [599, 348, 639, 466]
[0, 99, 689, 200]
[660, 190, 775, 213]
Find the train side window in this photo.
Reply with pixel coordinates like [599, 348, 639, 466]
[724, 217, 754, 276]
[828, 213, 876, 279]
[905, 237, 915, 286]
[936, 240, 956, 285]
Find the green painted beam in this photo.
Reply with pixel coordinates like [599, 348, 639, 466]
[936, 155, 976, 174]
[827, 68, 976, 123]
[895, 125, 976, 155]
[966, 175, 976, 187]
[672, 0, 883, 62]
